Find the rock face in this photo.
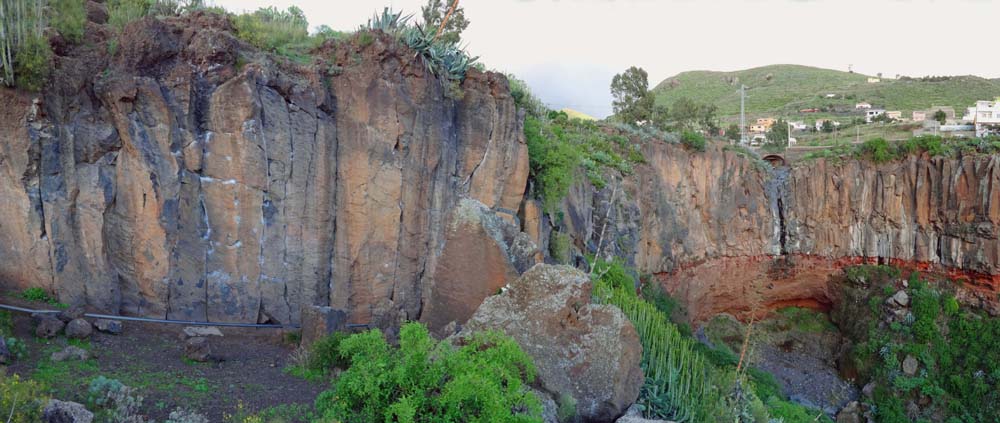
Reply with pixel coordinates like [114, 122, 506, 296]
[547, 143, 1000, 319]
[462, 264, 643, 422]
[0, 13, 528, 329]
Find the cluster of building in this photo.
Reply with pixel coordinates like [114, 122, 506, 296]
[739, 99, 1000, 146]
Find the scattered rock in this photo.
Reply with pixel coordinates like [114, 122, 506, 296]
[43, 399, 94, 423]
[0, 337, 9, 364]
[36, 315, 66, 338]
[905, 401, 921, 420]
[182, 326, 223, 339]
[902, 355, 919, 376]
[57, 306, 85, 323]
[299, 306, 347, 349]
[461, 264, 643, 422]
[184, 336, 212, 362]
[65, 318, 93, 339]
[51, 346, 90, 362]
[93, 319, 123, 335]
[890, 290, 910, 307]
[862, 382, 876, 398]
[836, 401, 861, 423]
[616, 404, 674, 422]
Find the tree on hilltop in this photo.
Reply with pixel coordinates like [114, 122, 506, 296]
[422, 0, 469, 44]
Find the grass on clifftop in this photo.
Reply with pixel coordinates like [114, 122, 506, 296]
[653, 64, 1000, 119]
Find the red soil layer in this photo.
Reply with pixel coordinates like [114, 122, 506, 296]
[655, 254, 1000, 322]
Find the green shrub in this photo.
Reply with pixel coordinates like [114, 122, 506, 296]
[525, 116, 580, 212]
[20, 287, 55, 303]
[765, 396, 832, 423]
[13, 32, 51, 91]
[860, 138, 896, 163]
[901, 135, 946, 157]
[49, 0, 87, 43]
[315, 322, 542, 423]
[548, 231, 573, 265]
[306, 331, 349, 372]
[680, 131, 706, 152]
[232, 6, 310, 58]
[0, 374, 48, 423]
[592, 258, 634, 290]
[107, 0, 152, 32]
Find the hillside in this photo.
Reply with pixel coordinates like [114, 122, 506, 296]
[560, 107, 597, 121]
[652, 64, 1000, 119]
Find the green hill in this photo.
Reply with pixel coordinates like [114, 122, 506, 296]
[652, 64, 1000, 120]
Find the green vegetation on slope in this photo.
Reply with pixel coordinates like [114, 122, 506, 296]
[800, 135, 1000, 164]
[314, 323, 542, 423]
[653, 64, 1000, 118]
[592, 259, 831, 423]
[832, 265, 1000, 422]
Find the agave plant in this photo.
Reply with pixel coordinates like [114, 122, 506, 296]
[367, 7, 410, 34]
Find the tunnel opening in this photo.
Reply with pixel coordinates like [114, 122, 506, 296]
[762, 154, 786, 167]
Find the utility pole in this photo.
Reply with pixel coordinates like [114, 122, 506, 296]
[740, 85, 747, 145]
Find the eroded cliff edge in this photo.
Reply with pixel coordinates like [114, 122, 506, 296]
[0, 12, 530, 328]
[534, 143, 1000, 320]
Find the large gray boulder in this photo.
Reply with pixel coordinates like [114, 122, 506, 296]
[461, 264, 643, 422]
[65, 318, 93, 339]
[35, 315, 65, 338]
[43, 399, 93, 423]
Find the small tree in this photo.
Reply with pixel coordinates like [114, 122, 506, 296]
[933, 109, 947, 125]
[725, 123, 741, 142]
[610, 66, 653, 124]
[821, 120, 834, 133]
[765, 119, 789, 150]
[421, 0, 469, 44]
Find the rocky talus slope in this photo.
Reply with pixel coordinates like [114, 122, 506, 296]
[0, 11, 530, 329]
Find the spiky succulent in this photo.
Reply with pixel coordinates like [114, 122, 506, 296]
[366, 7, 411, 34]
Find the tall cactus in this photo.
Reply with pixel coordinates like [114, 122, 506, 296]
[0, 0, 47, 88]
[596, 279, 738, 421]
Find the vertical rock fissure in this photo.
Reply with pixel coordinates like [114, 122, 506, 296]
[766, 165, 791, 256]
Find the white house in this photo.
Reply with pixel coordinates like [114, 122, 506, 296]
[962, 99, 1000, 137]
[866, 109, 886, 123]
[825, 93, 837, 98]
[815, 119, 841, 131]
[867, 77, 881, 83]
[789, 121, 808, 131]
[886, 111, 903, 121]
[855, 102, 872, 110]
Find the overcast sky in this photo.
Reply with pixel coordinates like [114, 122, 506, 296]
[214, 0, 1000, 118]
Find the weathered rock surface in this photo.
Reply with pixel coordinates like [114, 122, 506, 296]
[0, 14, 527, 329]
[549, 143, 1000, 319]
[182, 326, 223, 338]
[36, 315, 65, 338]
[462, 264, 643, 422]
[51, 346, 90, 362]
[65, 318, 93, 339]
[184, 336, 211, 362]
[93, 318, 123, 334]
[299, 305, 347, 348]
[43, 399, 94, 423]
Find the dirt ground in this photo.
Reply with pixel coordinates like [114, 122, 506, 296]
[1, 297, 325, 422]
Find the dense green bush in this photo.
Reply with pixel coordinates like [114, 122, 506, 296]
[107, 0, 152, 32]
[232, 6, 311, 60]
[49, 0, 87, 43]
[548, 231, 572, 265]
[0, 375, 49, 423]
[680, 131, 706, 152]
[315, 322, 542, 423]
[859, 137, 895, 163]
[837, 267, 1000, 422]
[525, 115, 580, 212]
[13, 32, 51, 91]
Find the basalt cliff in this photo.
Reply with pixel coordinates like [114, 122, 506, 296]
[1, 11, 998, 331]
